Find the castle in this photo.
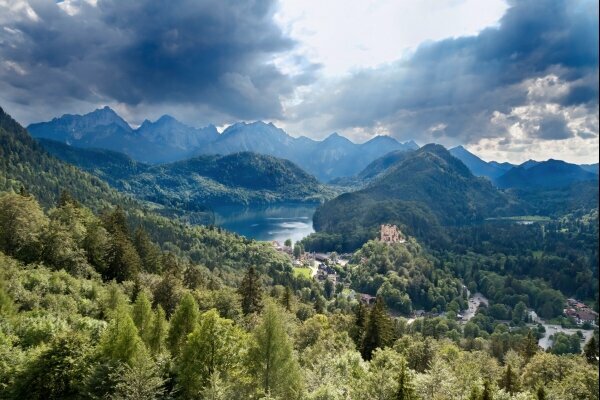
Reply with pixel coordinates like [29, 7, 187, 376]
[380, 224, 405, 244]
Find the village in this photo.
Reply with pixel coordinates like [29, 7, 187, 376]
[273, 224, 598, 352]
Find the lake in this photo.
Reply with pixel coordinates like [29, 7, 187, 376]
[213, 203, 317, 243]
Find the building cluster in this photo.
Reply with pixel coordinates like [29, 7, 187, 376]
[564, 298, 598, 325]
[379, 224, 406, 244]
[316, 262, 337, 285]
[271, 240, 292, 255]
[359, 293, 376, 305]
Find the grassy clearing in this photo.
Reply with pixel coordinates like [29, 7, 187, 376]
[293, 267, 312, 279]
[532, 250, 543, 259]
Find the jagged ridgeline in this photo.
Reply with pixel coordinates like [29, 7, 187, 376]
[28, 107, 419, 181]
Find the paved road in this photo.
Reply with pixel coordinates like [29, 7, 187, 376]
[536, 323, 594, 350]
[461, 292, 489, 323]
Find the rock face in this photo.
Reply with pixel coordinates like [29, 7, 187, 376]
[27, 107, 219, 163]
[28, 108, 418, 180]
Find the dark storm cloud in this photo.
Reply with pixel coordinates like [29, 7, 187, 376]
[536, 114, 573, 140]
[0, 0, 314, 122]
[292, 0, 599, 144]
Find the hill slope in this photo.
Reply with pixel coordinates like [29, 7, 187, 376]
[38, 139, 335, 207]
[308, 144, 522, 251]
[1, 107, 137, 211]
[449, 145, 514, 181]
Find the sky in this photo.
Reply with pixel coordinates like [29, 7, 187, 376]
[0, 0, 598, 163]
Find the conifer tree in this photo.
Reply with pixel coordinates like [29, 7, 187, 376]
[153, 271, 183, 317]
[248, 302, 302, 398]
[351, 301, 367, 346]
[131, 292, 153, 344]
[282, 286, 293, 312]
[536, 385, 546, 400]
[147, 305, 168, 356]
[58, 190, 78, 207]
[500, 364, 518, 394]
[523, 329, 538, 360]
[178, 309, 245, 398]
[314, 295, 326, 313]
[361, 296, 392, 360]
[481, 381, 492, 400]
[102, 280, 129, 316]
[103, 206, 129, 236]
[396, 360, 415, 400]
[105, 229, 142, 282]
[167, 293, 199, 356]
[99, 305, 147, 366]
[110, 360, 166, 400]
[133, 226, 163, 274]
[324, 279, 334, 299]
[584, 335, 598, 364]
[239, 266, 263, 315]
[200, 373, 229, 400]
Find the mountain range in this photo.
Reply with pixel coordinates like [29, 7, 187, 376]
[27, 107, 418, 181]
[27, 106, 219, 164]
[24, 106, 598, 193]
[448, 145, 514, 180]
[495, 159, 598, 189]
[449, 145, 598, 187]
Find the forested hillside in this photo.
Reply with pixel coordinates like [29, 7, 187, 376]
[1, 193, 598, 399]
[39, 138, 336, 208]
[0, 105, 598, 399]
[307, 144, 523, 251]
[0, 106, 296, 279]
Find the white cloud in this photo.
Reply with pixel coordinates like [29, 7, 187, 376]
[274, 0, 507, 76]
[471, 75, 599, 163]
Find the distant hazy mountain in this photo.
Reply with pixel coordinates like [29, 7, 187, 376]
[38, 138, 336, 207]
[198, 121, 418, 181]
[496, 159, 597, 189]
[446, 146, 599, 188]
[28, 107, 218, 163]
[488, 161, 515, 172]
[329, 149, 414, 187]
[136, 115, 219, 154]
[449, 145, 515, 181]
[28, 108, 418, 181]
[579, 163, 599, 174]
[518, 159, 541, 170]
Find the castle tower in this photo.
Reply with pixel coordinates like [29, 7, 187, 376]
[380, 224, 404, 243]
